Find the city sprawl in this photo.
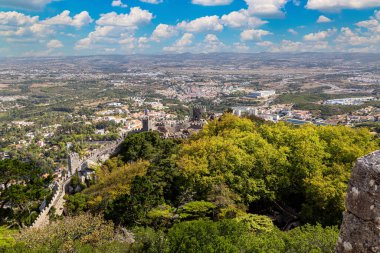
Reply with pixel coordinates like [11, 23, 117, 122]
[1, 52, 380, 176]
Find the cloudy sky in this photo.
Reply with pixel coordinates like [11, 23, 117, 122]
[0, 0, 380, 56]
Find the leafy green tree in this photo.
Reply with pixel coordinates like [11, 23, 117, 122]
[178, 201, 216, 221]
[234, 214, 274, 233]
[11, 214, 130, 253]
[246, 224, 339, 253]
[0, 160, 52, 227]
[129, 227, 168, 253]
[167, 219, 244, 253]
[78, 161, 149, 213]
[64, 194, 89, 215]
[0, 227, 16, 249]
[146, 204, 175, 229]
[177, 114, 378, 226]
[105, 176, 164, 227]
[120, 132, 170, 162]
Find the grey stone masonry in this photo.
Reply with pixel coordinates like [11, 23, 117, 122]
[336, 150, 380, 253]
[30, 137, 126, 229]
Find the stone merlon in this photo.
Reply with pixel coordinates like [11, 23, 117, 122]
[336, 150, 380, 253]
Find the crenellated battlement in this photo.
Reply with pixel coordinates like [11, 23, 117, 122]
[30, 136, 128, 229]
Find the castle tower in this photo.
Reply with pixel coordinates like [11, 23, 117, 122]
[142, 116, 152, 132]
[68, 153, 80, 176]
[192, 106, 206, 121]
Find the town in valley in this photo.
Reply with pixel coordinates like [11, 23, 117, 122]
[2, 53, 380, 176]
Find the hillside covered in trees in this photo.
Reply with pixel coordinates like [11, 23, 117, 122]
[1, 114, 379, 252]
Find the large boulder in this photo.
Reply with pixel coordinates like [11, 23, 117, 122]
[336, 150, 380, 253]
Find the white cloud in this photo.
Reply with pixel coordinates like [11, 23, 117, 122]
[335, 12, 380, 49]
[356, 19, 380, 32]
[164, 33, 229, 53]
[288, 28, 298, 35]
[29, 23, 54, 36]
[75, 38, 91, 49]
[75, 7, 154, 51]
[335, 27, 374, 46]
[47, 39, 63, 49]
[306, 0, 380, 11]
[270, 40, 330, 52]
[221, 9, 267, 28]
[175, 33, 194, 47]
[240, 29, 271, 41]
[0, 0, 55, 10]
[304, 28, 336, 41]
[317, 15, 332, 23]
[139, 37, 149, 44]
[138, 36, 150, 48]
[355, 11, 380, 33]
[0, 10, 92, 44]
[192, 0, 233, 6]
[163, 33, 194, 52]
[376, 10, 380, 20]
[257, 41, 273, 47]
[272, 40, 301, 52]
[119, 35, 136, 48]
[112, 0, 127, 8]
[75, 26, 115, 49]
[204, 34, 218, 42]
[0, 11, 38, 26]
[151, 24, 177, 41]
[293, 0, 301, 6]
[42, 11, 93, 29]
[245, 0, 290, 16]
[139, 0, 163, 4]
[177, 16, 223, 33]
[201, 34, 227, 52]
[233, 42, 249, 52]
[0, 11, 54, 37]
[96, 7, 153, 29]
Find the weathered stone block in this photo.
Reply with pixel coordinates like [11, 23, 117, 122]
[336, 150, 380, 253]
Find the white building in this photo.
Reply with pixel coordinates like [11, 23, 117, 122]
[248, 90, 276, 99]
[324, 97, 375, 106]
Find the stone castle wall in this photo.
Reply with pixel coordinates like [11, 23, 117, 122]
[31, 137, 127, 229]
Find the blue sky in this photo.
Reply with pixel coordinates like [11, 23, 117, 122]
[0, 0, 380, 56]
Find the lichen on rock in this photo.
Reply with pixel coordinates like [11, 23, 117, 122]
[336, 150, 380, 253]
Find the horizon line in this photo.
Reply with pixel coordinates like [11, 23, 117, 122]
[2, 51, 380, 59]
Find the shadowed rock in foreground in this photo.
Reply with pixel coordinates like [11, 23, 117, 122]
[336, 151, 380, 253]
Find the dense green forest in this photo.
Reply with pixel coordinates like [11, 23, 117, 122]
[1, 114, 379, 252]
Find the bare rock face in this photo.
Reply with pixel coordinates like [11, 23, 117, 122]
[336, 151, 380, 253]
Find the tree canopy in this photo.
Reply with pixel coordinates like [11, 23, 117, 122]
[7, 114, 378, 252]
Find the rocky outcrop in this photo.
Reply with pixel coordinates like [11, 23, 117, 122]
[336, 150, 380, 253]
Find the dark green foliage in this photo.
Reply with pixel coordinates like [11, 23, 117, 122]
[99, 116, 378, 230]
[0, 159, 52, 227]
[5, 218, 338, 253]
[105, 176, 164, 226]
[247, 224, 339, 253]
[178, 201, 216, 220]
[128, 227, 168, 253]
[7, 115, 375, 252]
[165, 219, 338, 253]
[120, 131, 178, 163]
[7, 214, 131, 253]
[64, 194, 89, 215]
[167, 219, 245, 253]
